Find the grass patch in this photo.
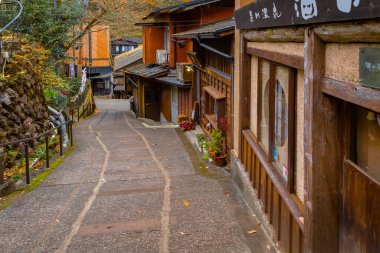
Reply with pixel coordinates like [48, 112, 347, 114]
[0, 145, 77, 211]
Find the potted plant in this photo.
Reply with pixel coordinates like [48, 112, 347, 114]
[203, 129, 227, 166]
[179, 120, 195, 131]
[196, 134, 208, 153]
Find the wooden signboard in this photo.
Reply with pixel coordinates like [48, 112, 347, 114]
[359, 48, 380, 90]
[235, 0, 380, 30]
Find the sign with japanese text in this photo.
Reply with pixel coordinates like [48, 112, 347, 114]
[359, 48, 380, 90]
[235, 0, 380, 30]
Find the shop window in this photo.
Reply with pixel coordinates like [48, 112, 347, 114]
[258, 59, 295, 189]
[352, 106, 380, 183]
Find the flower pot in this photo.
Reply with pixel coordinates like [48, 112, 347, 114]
[213, 155, 227, 167]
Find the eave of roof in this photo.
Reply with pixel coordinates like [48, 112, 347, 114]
[155, 77, 192, 88]
[111, 37, 142, 44]
[143, 0, 221, 20]
[114, 47, 143, 72]
[135, 22, 168, 27]
[173, 18, 235, 39]
[124, 63, 169, 79]
[90, 73, 112, 80]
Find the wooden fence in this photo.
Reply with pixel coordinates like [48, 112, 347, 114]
[241, 129, 304, 253]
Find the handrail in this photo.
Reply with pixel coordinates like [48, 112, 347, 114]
[0, 1, 23, 34]
[0, 119, 73, 185]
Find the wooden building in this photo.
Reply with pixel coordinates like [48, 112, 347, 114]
[113, 47, 143, 99]
[232, 1, 380, 253]
[66, 25, 112, 96]
[111, 37, 142, 57]
[174, 18, 235, 152]
[127, 0, 234, 123]
[66, 25, 112, 78]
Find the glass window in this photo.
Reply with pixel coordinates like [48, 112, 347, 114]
[164, 27, 170, 52]
[275, 80, 288, 146]
[273, 65, 291, 181]
[353, 106, 380, 183]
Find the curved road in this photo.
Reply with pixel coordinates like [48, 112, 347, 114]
[0, 99, 276, 253]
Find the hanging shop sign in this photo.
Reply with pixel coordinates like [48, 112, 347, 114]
[235, 0, 380, 30]
[359, 48, 380, 90]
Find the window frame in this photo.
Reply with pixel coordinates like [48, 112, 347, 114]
[344, 103, 380, 185]
[257, 58, 296, 192]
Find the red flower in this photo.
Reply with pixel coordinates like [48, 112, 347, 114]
[180, 121, 194, 131]
[219, 116, 227, 131]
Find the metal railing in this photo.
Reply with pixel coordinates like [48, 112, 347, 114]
[68, 102, 96, 123]
[0, 1, 23, 34]
[0, 120, 73, 185]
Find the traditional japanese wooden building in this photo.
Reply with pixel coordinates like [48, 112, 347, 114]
[174, 18, 235, 152]
[66, 25, 112, 79]
[233, 0, 380, 253]
[127, 0, 234, 123]
[113, 47, 143, 99]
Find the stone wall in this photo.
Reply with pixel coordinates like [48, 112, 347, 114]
[0, 79, 50, 178]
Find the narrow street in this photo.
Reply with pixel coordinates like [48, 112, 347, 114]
[0, 99, 275, 253]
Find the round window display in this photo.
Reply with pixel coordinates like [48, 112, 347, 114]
[274, 79, 288, 147]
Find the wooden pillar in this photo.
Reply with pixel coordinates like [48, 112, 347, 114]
[238, 34, 251, 158]
[304, 29, 341, 253]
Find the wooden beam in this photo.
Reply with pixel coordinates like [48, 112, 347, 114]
[314, 21, 380, 43]
[238, 35, 251, 158]
[247, 47, 304, 70]
[243, 27, 305, 43]
[321, 78, 380, 114]
[304, 29, 341, 253]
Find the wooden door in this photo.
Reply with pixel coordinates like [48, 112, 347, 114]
[160, 84, 171, 122]
[144, 84, 160, 121]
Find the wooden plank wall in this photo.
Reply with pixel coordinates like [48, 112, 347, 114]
[241, 130, 304, 253]
[143, 26, 165, 64]
[341, 162, 380, 253]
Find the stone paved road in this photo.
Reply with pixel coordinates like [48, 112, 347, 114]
[0, 99, 276, 253]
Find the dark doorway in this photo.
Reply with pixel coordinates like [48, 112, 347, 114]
[144, 84, 160, 121]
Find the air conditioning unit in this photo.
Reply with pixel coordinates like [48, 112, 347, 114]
[156, 50, 168, 64]
[176, 63, 193, 83]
